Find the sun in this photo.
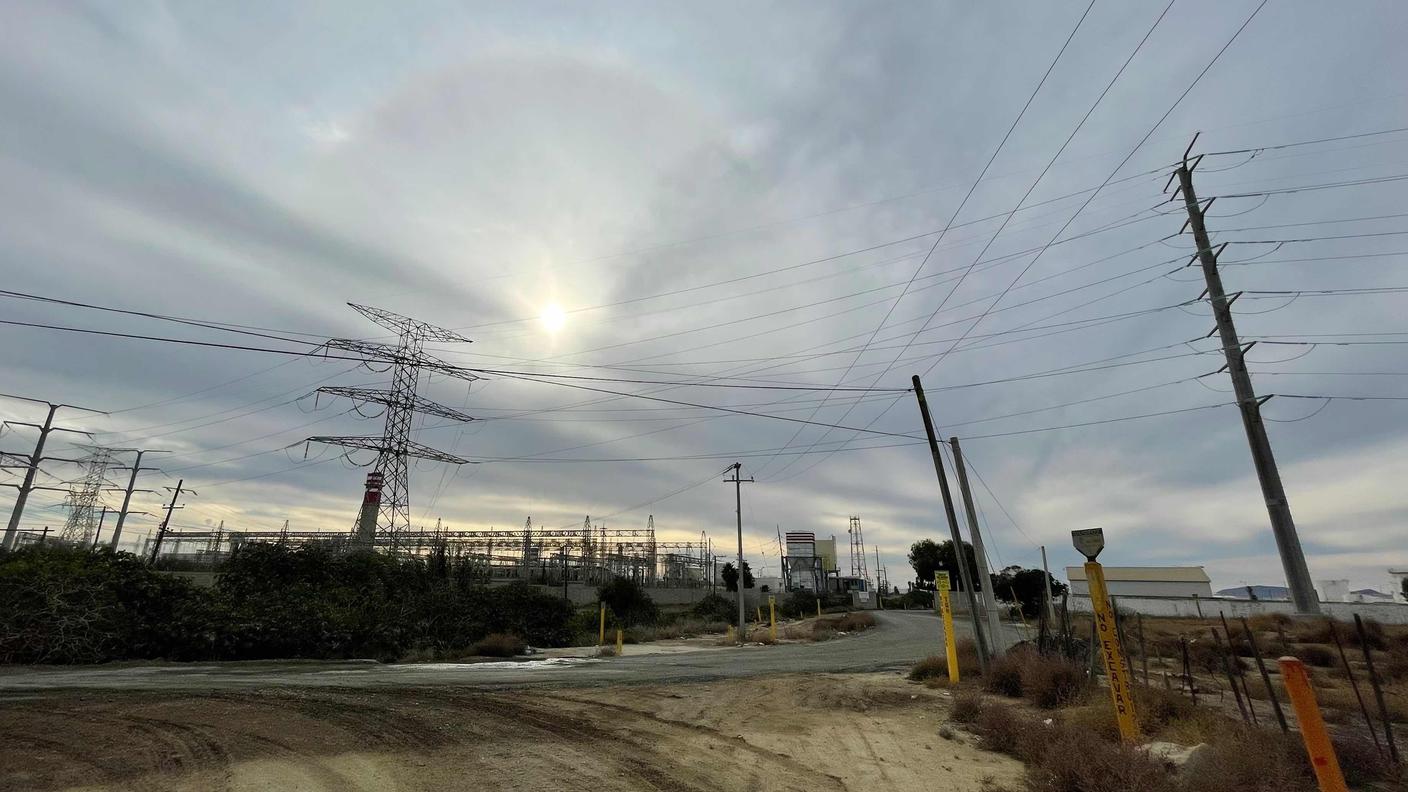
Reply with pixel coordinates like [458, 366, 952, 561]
[540, 303, 567, 333]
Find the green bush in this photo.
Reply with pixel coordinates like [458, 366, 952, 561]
[0, 543, 574, 664]
[690, 592, 738, 622]
[597, 577, 659, 627]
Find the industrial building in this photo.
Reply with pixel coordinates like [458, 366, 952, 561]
[1065, 565, 1213, 598]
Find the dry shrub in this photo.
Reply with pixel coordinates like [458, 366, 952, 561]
[835, 611, 876, 632]
[1023, 726, 1175, 792]
[910, 654, 949, 682]
[594, 645, 617, 657]
[951, 689, 984, 724]
[1331, 731, 1402, 789]
[1021, 653, 1088, 709]
[471, 633, 526, 657]
[973, 702, 1042, 759]
[1245, 613, 1292, 632]
[1179, 724, 1316, 792]
[1386, 647, 1408, 681]
[911, 639, 982, 682]
[985, 649, 1029, 698]
[1292, 643, 1335, 667]
[1293, 618, 1388, 650]
[811, 621, 837, 641]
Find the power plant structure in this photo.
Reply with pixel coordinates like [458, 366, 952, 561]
[147, 514, 716, 589]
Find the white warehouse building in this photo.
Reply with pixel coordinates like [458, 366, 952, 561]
[1065, 566, 1213, 599]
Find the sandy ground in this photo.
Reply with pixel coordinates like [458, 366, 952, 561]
[0, 672, 1022, 792]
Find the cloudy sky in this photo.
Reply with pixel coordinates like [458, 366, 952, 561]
[3, 0, 1407, 595]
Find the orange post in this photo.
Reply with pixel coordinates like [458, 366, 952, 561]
[1278, 657, 1348, 792]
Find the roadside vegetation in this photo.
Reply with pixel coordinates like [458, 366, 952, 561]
[913, 615, 1408, 792]
[0, 542, 573, 663]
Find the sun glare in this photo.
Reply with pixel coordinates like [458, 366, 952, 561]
[540, 303, 567, 333]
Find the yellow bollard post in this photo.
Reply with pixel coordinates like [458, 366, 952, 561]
[598, 603, 606, 646]
[726, 624, 736, 644]
[816, 598, 822, 618]
[1279, 657, 1349, 792]
[936, 571, 959, 684]
[756, 605, 762, 624]
[1085, 560, 1139, 742]
[769, 595, 777, 642]
[615, 628, 624, 656]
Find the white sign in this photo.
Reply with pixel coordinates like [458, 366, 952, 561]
[1071, 528, 1105, 561]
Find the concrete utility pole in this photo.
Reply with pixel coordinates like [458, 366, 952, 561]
[148, 479, 193, 564]
[110, 448, 166, 551]
[724, 463, 753, 640]
[1041, 545, 1056, 623]
[1175, 154, 1320, 614]
[950, 437, 1005, 655]
[2, 396, 102, 550]
[911, 375, 990, 671]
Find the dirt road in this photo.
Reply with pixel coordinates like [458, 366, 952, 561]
[1, 673, 1022, 792]
[0, 612, 1030, 791]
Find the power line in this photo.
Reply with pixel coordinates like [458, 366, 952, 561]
[1200, 125, 1408, 157]
[754, 0, 1099, 475]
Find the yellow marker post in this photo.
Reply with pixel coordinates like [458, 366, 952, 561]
[615, 628, 624, 656]
[726, 624, 736, 644]
[768, 595, 777, 642]
[936, 571, 959, 684]
[816, 598, 822, 618]
[1279, 657, 1348, 792]
[598, 603, 606, 645]
[1085, 561, 1139, 742]
[756, 605, 762, 624]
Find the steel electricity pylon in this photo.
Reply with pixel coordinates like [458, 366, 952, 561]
[306, 304, 478, 548]
[59, 445, 116, 544]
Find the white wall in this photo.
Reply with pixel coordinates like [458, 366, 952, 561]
[1068, 580, 1214, 598]
[1068, 593, 1408, 625]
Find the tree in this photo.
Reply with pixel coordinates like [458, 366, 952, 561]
[909, 538, 984, 591]
[721, 562, 739, 592]
[909, 539, 942, 589]
[741, 560, 755, 589]
[1402, 576, 1407, 601]
[598, 576, 659, 627]
[990, 565, 1068, 617]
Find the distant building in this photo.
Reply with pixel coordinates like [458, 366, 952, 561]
[1066, 566, 1213, 599]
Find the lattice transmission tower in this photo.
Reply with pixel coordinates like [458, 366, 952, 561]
[306, 304, 479, 547]
[60, 446, 116, 544]
[848, 515, 868, 581]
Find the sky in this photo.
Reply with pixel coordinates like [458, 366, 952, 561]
[2, 0, 1408, 595]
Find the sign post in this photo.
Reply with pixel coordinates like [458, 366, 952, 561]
[598, 603, 606, 646]
[936, 571, 960, 684]
[1072, 528, 1139, 742]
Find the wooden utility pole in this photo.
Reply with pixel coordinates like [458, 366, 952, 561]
[724, 463, 753, 641]
[1041, 545, 1056, 623]
[1174, 154, 1320, 614]
[90, 506, 109, 549]
[148, 479, 192, 564]
[950, 437, 1005, 655]
[911, 375, 989, 671]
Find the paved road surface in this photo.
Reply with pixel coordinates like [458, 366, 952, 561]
[0, 611, 1026, 693]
